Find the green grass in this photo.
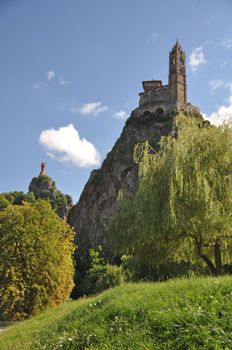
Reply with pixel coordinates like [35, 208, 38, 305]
[1, 276, 232, 349]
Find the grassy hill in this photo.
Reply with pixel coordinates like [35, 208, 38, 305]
[0, 276, 232, 350]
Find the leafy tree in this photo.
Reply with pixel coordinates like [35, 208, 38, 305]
[76, 246, 123, 297]
[110, 115, 232, 276]
[0, 200, 75, 321]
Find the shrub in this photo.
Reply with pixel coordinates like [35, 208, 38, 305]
[121, 255, 208, 282]
[77, 247, 124, 296]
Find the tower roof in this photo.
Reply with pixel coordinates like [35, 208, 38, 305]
[171, 40, 184, 53]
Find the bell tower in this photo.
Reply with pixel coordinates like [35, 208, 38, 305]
[168, 40, 187, 107]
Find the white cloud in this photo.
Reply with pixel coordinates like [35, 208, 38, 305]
[75, 102, 108, 116]
[209, 80, 224, 94]
[189, 46, 206, 73]
[205, 83, 232, 126]
[147, 32, 158, 43]
[39, 124, 101, 167]
[115, 110, 128, 120]
[47, 70, 55, 81]
[59, 76, 71, 86]
[221, 38, 232, 50]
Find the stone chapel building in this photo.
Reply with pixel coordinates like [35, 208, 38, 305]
[138, 40, 199, 115]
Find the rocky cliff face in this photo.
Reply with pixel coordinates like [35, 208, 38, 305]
[29, 174, 72, 221]
[69, 106, 203, 255]
[69, 107, 202, 255]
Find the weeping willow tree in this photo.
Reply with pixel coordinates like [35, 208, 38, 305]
[110, 114, 232, 276]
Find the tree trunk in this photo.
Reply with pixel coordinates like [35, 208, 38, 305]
[195, 238, 216, 275]
[214, 238, 222, 276]
[200, 253, 216, 275]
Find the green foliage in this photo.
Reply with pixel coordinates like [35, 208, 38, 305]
[77, 246, 123, 296]
[33, 175, 54, 187]
[0, 192, 36, 210]
[120, 255, 141, 281]
[0, 276, 232, 350]
[53, 192, 69, 211]
[110, 114, 232, 275]
[121, 255, 208, 282]
[65, 194, 73, 206]
[0, 200, 75, 321]
[30, 175, 73, 214]
[0, 195, 11, 210]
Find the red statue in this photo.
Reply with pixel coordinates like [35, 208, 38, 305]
[40, 161, 47, 175]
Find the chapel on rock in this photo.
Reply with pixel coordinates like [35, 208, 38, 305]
[68, 41, 202, 260]
[138, 40, 199, 115]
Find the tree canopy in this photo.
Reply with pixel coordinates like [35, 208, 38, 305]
[0, 200, 75, 321]
[110, 115, 232, 275]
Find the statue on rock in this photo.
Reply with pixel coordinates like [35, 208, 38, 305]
[40, 161, 47, 176]
[29, 160, 73, 221]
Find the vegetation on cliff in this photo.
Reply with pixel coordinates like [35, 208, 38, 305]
[110, 114, 232, 275]
[29, 174, 73, 219]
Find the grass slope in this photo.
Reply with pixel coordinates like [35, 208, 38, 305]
[0, 276, 232, 350]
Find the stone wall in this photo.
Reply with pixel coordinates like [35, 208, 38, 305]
[139, 85, 169, 109]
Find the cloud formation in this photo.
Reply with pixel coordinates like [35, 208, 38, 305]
[205, 83, 232, 126]
[189, 46, 206, 73]
[39, 124, 101, 167]
[47, 70, 55, 81]
[73, 102, 108, 116]
[115, 110, 128, 120]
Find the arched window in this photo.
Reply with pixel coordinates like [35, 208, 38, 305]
[142, 110, 151, 117]
[155, 107, 164, 114]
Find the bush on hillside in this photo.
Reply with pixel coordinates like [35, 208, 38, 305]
[0, 200, 75, 321]
[77, 247, 124, 296]
[121, 255, 207, 282]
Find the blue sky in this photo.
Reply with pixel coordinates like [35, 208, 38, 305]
[0, 0, 232, 202]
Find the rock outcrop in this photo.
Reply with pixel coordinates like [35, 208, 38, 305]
[68, 107, 202, 255]
[29, 174, 72, 221]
